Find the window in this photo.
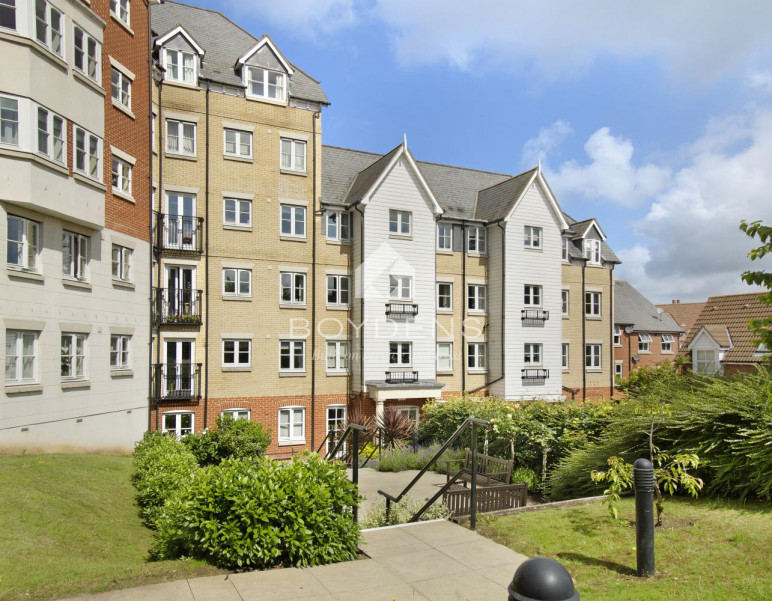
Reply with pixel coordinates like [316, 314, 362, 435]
[389, 275, 412, 300]
[110, 0, 129, 26]
[62, 231, 88, 281]
[524, 343, 542, 365]
[585, 292, 601, 317]
[279, 407, 305, 443]
[614, 326, 621, 346]
[662, 334, 674, 353]
[524, 285, 542, 306]
[326, 211, 351, 241]
[615, 361, 623, 378]
[562, 238, 569, 261]
[164, 49, 196, 84]
[326, 341, 349, 373]
[693, 349, 718, 375]
[111, 156, 131, 195]
[638, 333, 652, 353]
[7, 215, 39, 271]
[73, 26, 100, 82]
[437, 224, 452, 250]
[36, 107, 65, 164]
[584, 239, 601, 264]
[467, 284, 486, 312]
[163, 412, 193, 439]
[111, 68, 131, 110]
[280, 272, 306, 305]
[5, 330, 37, 384]
[35, 0, 63, 57]
[561, 290, 569, 316]
[222, 408, 250, 421]
[437, 282, 452, 311]
[562, 343, 569, 370]
[0, 95, 19, 145]
[224, 198, 251, 227]
[223, 268, 251, 297]
[585, 344, 602, 370]
[280, 138, 306, 172]
[396, 407, 419, 428]
[246, 66, 286, 101]
[280, 204, 306, 237]
[166, 119, 196, 156]
[0, 0, 16, 30]
[110, 335, 130, 369]
[73, 126, 102, 181]
[437, 342, 453, 373]
[327, 275, 350, 306]
[111, 244, 131, 282]
[280, 340, 305, 372]
[389, 209, 411, 236]
[389, 342, 412, 366]
[467, 343, 486, 371]
[224, 128, 252, 159]
[223, 339, 251, 367]
[524, 225, 542, 249]
[61, 333, 86, 379]
[467, 227, 487, 254]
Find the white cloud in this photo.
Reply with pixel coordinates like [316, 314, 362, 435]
[220, 0, 360, 37]
[748, 70, 772, 94]
[521, 121, 573, 167]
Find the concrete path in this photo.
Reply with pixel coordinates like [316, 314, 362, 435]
[59, 521, 527, 601]
[353, 467, 448, 517]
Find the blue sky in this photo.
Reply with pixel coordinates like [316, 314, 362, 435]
[186, 0, 772, 303]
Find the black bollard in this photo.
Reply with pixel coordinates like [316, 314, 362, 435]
[508, 557, 579, 601]
[633, 458, 655, 577]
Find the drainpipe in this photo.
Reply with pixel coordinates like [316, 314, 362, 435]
[609, 265, 615, 399]
[310, 110, 320, 449]
[203, 82, 210, 431]
[461, 221, 467, 394]
[581, 261, 586, 402]
[147, 7, 155, 433]
[627, 323, 632, 375]
[153, 67, 163, 432]
[354, 203, 365, 413]
[497, 222, 506, 391]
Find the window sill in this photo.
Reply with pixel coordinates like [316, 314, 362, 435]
[73, 69, 105, 95]
[326, 305, 351, 311]
[73, 172, 107, 192]
[280, 236, 307, 243]
[112, 279, 135, 289]
[279, 371, 307, 377]
[562, 315, 569, 320]
[326, 239, 352, 246]
[5, 383, 43, 394]
[279, 303, 308, 310]
[661, 350, 674, 355]
[246, 94, 287, 106]
[165, 151, 198, 162]
[436, 249, 454, 255]
[585, 315, 602, 321]
[638, 351, 651, 355]
[63, 278, 92, 290]
[585, 368, 603, 373]
[222, 366, 251, 372]
[32, 38, 69, 72]
[562, 368, 570, 373]
[222, 295, 252, 302]
[111, 99, 136, 120]
[0, 147, 70, 176]
[614, 344, 622, 348]
[110, 369, 134, 378]
[113, 188, 136, 203]
[223, 224, 253, 232]
[7, 268, 44, 282]
[524, 247, 543, 253]
[389, 233, 413, 241]
[111, 13, 134, 36]
[467, 311, 487, 316]
[326, 371, 350, 377]
[437, 309, 453, 315]
[224, 154, 253, 163]
[437, 371, 454, 376]
[278, 439, 306, 447]
[163, 79, 200, 90]
[62, 379, 90, 389]
[467, 252, 488, 258]
[467, 369, 488, 375]
[280, 169, 307, 177]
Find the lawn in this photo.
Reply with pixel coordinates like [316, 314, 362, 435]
[0, 454, 224, 601]
[478, 497, 772, 601]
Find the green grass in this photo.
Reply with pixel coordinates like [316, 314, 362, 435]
[0, 454, 224, 601]
[478, 497, 772, 601]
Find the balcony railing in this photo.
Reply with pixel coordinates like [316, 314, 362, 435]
[153, 288, 203, 326]
[152, 363, 202, 400]
[521, 309, 550, 321]
[153, 212, 204, 253]
[385, 370, 419, 384]
[386, 303, 419, 317]
[521, 368, 549, 380]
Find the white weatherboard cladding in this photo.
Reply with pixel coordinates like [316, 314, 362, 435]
[360, 158, 437, 385]
[487, 225, 504, 397]
[503, 183, 563, 399]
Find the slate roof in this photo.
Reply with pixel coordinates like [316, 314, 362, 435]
[564, 214, 620, 264]
[685, 293, 772, 363]
[151, 1, 328, 104]
[657, 301, 706, 345]
[475, 168, 537, 222]
[614, 281, 683, 333]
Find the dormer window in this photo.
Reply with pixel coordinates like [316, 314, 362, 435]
[246, 66, 285, 101]
[165, 49, 196, 85]
[584, 239, 601, 264]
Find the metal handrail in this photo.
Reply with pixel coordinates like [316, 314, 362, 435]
[409, 468, 470, 523]
[323, 423, 369, 523]
[326, 423, 369, 460]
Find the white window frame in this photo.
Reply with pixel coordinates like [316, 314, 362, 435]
[280, 204, 306, 238]
[615, 361, 623, 378]
[437, 224, 452, 251]
[73, 25, 101, 83]
[280, 272, 306, 305]
[437, 342, 453, 373]
[36, 105, 66, 164]
[109, 0, 130, 27]
[584, 239, 602, 264]
[662, 334, 674, 353]
[389, 342, 412, 367]
[110, 334, 130, 369]
[279, 340, 305, 372]
[223, 268, 251, 297]
[585, 291, 601, 317]
[278, 407, 305, 444]
[0, 95, 19, 146]
[280, 138, 306, 172]
[35, 0, 64, 58]
[524, 225, 542, 249]
[561, 289, 570, 317]
[524, 285, 542, 307]
[326, 340, 350, 373]
[222, 339, 251, 367]
[111, 155, 132, 196]
[246, 66, 286, 102]
[562, 343, 569, 370]
[524, 343, 542, 365]
[111, 244, 131, 282]
[162, 411, 194, 439]
[467, 284, 487, 313]
[222, 408, 250, 421]
[694, 349, 718, 375]
[562, 238, 570, 261]
[62, 231, 89, 281]
[110, 67, 131, 110]
[638, 333, 652, 353]
[5, 330, 37, 384]
[585, 344, 602, 370]
[166, 119, 196, 157]
[467, 342, 487, 371]
[0, 0, 17, 31]
[325, 211, 351, 242]
[437, 282, 453, 311]
[327, 275, 350, 307]
[223, 128, 252, 159]
[614, 325, 621, 347]
[389, 209, 411, 236]
[73, 126, 103, 181]
[467, 227, 487, 254]
[61, 332, 86, 380]
[164, 48, 196, 85]
[7, 215, 40, 272]
[223, 198, 251, 227]
[396, 406, 420, 428]
[389, 275, 412, 300]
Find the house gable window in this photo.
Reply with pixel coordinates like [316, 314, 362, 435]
[584, 239, 601, 264]
[524, 225, 541, 249]
[73, 26, 100, 83]
[7, 215, 40, 272]
[389, 209, 411, 236]
[693, 349, 718, 375]
[164, 48, 196, 84]
[246, 66, 286, 102]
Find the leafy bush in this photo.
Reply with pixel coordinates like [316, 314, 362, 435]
[150, 454, 360, 570]
[375, 445, 466, 473]
[131, 431, 198, 528]
[360, 497, 451, 528]
[182, 415, 270, 466]
[511, 467, 540, 492]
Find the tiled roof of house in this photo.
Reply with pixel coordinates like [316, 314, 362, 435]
[151, 1, 328, 104]
[685, 293, 772, 363]
[657, 301, 706, 345]
[614, 281, 683, 333]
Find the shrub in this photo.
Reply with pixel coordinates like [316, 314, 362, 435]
[183, 415, 270, 466]
[360, 497, 451, 529]
[375, 445, 466, 473]
[131, 431, 198, 528]
[150, 454, 360, 570]
[511, 467, 540, 492]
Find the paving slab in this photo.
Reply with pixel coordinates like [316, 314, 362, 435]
[309, 557, 405, 594]
[359, 525, 433, 559]
[185, 575, 242, 601]
[411, 570, 508, 601]
[230, 567, 322, 601]
[375, 547, 471, 584]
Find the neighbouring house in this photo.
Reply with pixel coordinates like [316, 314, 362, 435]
[614, 281, 683, 380]
[656, 300, 706, 349]
[685, 293, 772, 376]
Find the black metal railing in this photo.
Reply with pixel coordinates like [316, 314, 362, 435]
[385, 302, 419, 317]
[521, 309, 550, 321]
[153, 288, 203, 325]
[153, 212, 204, 253]
[522, 368, 549, 380]
[318, 423, 369, 522]
[152, 362, 202, 400]
[385, 370, 419, 384]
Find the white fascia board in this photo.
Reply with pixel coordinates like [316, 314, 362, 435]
[154, 26, 205, 56]
[236, 36, 294, 75]
[578, 219, 608, 241]
[687, 327, 719, 351]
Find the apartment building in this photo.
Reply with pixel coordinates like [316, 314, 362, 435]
[0, 0, 151, 451]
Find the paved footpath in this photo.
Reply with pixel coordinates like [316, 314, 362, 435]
[60, 520, 527, 601]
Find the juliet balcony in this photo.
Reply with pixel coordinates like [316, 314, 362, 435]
[521, 368, 549, 381]
[152, 363, 202, 401]
[385, 303, 419, 317]
[153, 212, 204, 254]
[153, 288, 203, 326]
[385, 370, 419, 384]
[521, 309, 550, 322]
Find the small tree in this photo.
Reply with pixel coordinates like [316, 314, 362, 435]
[740, 220, 772, 367]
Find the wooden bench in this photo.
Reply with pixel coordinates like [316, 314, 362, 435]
[443, 483, 528, 517]
[445, 449, 514, 487]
